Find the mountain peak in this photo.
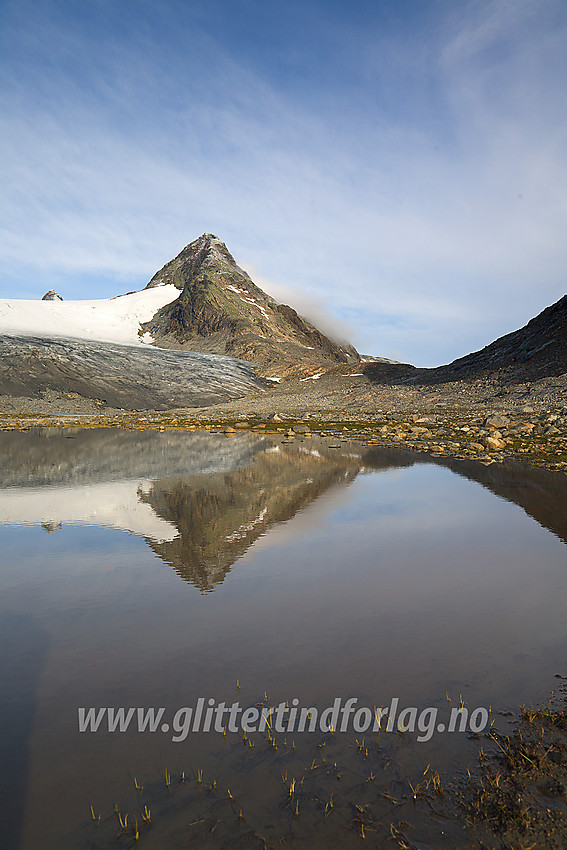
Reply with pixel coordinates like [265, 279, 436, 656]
[146, 233, 243, 290]
[190, 232, 239, 265]
[141, 234, 360, 376]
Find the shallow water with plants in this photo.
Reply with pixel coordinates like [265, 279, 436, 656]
[1, 428, 566, 849]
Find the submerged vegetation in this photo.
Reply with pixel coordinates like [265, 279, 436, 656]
[455, 686, 567, 848]
[83, 682, 567, 848]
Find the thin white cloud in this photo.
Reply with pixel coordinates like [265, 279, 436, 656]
[239, 264, 355, 344]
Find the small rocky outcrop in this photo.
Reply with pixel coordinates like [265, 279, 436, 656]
[41, 290, 63, 301]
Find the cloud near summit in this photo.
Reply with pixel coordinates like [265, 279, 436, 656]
[240, 265, 355, 346]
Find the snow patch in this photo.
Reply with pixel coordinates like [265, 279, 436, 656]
[0, 285, 179, 347]
[299, 448, 322, 457]
[235, 291, 271, 319]
[224, 507, 268, 541]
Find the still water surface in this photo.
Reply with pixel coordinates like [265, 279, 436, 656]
[0, 428, 566, 848]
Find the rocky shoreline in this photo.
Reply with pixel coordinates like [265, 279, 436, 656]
[1, 370, 566, 474]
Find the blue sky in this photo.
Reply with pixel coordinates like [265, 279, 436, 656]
[1, 0, 566, 365]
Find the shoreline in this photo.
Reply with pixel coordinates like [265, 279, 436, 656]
[1, 366, 566, 473]
[1, 405, 566, 474]
[0, 368, 567, 474]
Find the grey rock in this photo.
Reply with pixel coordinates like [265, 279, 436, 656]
[484, 415, 510, 429]
[41, 290, 63, 301]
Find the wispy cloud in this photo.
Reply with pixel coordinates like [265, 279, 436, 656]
[0, 0, 565, 365]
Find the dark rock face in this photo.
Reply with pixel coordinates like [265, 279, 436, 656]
[0, 335, 266, 409]
[41, 290, 63, 301]
[146, 233, 243, 291]
[435, 294, 567, 382]
[142, 234, 360, 377]
[367, 294, 567, 386]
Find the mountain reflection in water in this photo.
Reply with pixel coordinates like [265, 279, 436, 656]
[1, 427, 566, 850]
[0, 428, 566, 593]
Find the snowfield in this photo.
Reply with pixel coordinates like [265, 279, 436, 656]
[0, 284, 179, 346]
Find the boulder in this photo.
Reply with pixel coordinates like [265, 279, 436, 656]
[484, 415, 510, 429]
[469, 442, 486, 452]
[483, 436, 506, 451]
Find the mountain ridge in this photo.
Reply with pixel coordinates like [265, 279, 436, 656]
[365, 292, 567, 386]
[435, 294, 567, 381]
[0, 233, 564, 412]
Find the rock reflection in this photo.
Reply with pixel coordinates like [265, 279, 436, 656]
[0, 429, 565, 595]
[0, 429, 364, 590]
[140, 443, 362, 590]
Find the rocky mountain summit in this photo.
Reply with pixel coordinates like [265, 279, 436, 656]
[141, 233, 360, 377]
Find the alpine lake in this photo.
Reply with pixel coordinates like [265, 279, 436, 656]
[1, 426, 566, 849]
